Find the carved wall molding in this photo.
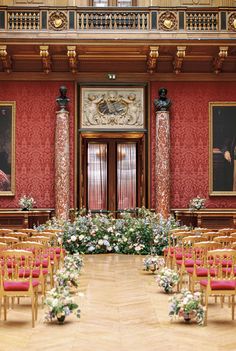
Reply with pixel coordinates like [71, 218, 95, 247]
[173, 46, 186, 74]
[81, 87, 145, 130]
[147, 46, 159, 74]
[49, 11, 68, 31]
[67, 46, 78, 74]
[213, 46, 228, 74]
[0, 45, 12, 73]
[39, 45, 51, 74]
[158, 11, 177, 31]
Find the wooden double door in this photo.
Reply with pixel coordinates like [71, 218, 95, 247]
[80, 133, 146, 213]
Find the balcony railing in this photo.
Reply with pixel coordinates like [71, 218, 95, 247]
[0, 7, 234, 33]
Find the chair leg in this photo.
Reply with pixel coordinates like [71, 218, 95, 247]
[31, 296, 35, 328]
[3, 296, 7, 321]
[204, 293, 208, 326]
[232, 295, 235, 320]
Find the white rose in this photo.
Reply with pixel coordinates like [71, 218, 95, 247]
[71, 235, 77, 242]
[79, 235, 84, 240]
[98, 239, 103, 245]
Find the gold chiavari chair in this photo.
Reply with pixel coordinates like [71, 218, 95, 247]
[0, 229, 14, 236]
[5, 232, 28, 241]
[186, 241, 223, 292]
[0, 237, 19, 246]
[213, 236, 236, 248]
[199, 249, 236, 325]
[218, 228, 236, 236]
[0, 249, 40, 327]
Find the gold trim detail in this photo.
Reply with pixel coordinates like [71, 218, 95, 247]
[147, 46, 159, 74]
[158, 11, 177, 31]
[0, 102, 15, 197]
[49, 11, 67, 31]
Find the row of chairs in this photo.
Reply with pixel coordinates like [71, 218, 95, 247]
[165, 228, 236, 325]
[0, 229, 65, 327]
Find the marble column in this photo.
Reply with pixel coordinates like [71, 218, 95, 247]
[55, 86, 70, 220]
[155, 110, 170, 218]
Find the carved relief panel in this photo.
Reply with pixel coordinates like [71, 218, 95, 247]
[80, 87, 145, 130]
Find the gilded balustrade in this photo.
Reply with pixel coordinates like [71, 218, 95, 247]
[0, 7, 236, 33]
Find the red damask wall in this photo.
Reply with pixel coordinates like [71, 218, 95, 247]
[0, 81, 75, 209]
[151, 81, 236, 209]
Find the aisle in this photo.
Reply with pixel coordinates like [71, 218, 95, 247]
[0, 254, 236, 351]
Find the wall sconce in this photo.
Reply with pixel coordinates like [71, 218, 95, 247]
[107, 73, 116, 80]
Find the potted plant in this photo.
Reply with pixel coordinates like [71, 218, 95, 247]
[156, 267, 179, 293]
[44, 286, 80, 324]
[169, 289, 205, 325]
[19, 195, 36, 210]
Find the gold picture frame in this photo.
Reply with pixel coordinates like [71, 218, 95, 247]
[209, 102, 236, 196]
[0, 102, 15, 196]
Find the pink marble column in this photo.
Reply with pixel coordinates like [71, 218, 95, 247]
[55, 110, 70, 220]
[155, 111, 170, 218]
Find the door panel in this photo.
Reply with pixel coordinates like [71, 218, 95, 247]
[81, 135, 145, 213]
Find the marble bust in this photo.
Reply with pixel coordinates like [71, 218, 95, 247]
[154, 87, 171, 112]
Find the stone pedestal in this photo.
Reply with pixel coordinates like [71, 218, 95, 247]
[155, 110, 170, 218]
[55, 109, 70, 220]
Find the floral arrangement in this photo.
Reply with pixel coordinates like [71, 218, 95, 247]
[143, 256, 165, 272]
[44, 286, 80, 322]
[37, 207, 180, 256]
[64, 253, 83, 273]
[169, 289, 205, 325]
[19, 195, 36, 210]
[156, 267, 179, 293]
[54, 265, 80, 289]
[189, 196, 206, 211]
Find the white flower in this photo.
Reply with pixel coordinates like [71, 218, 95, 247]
[98, 239, 103, 245]
[79, 235, 84, 240]
[71, 235, 77, 242]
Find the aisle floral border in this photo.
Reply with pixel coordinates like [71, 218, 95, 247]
[37, 207, 180, 255]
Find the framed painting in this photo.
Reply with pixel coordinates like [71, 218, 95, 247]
[0, 102, 15, 196]
[209, 102, 236, 196]
[80, 86, 145, 130]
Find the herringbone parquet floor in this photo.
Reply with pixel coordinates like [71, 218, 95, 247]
[0, 254, 236, 351]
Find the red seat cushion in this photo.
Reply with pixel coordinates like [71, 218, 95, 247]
[34, 259, 49, 268]
[3, 280, 39, 291]
[186, 267, 217, 277]
[176, 259, 202, 267]
[200, 279, 236, 290]
[19, 268, 48, 278]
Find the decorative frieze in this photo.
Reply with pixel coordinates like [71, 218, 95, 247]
[81, 87, 145, 130]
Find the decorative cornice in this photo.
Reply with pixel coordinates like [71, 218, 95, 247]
[213, 46, 228, 74]
[147, 46, 159, 74]
[173, 46, 186, 74]
[0, 45, 12, 73]
[39, 45, 51, 74]
[67, 46, 78, 74]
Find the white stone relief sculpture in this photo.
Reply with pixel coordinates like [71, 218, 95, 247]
[81, 88, 144, 129]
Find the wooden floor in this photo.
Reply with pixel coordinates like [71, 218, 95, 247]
[1, 254, 236, 351]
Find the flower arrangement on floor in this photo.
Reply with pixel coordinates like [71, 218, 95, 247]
[44, 286, 80, 323]
[44, 252, 83, 323]
[156, 267, 179, 293]
[19, 195, 36, 210]
[143, 256, 165, 273]
[64, 252, 83, 272]
[189, 196, 206, 211]
[37, 207, 181, 255]
[169, 289, 205, 325]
